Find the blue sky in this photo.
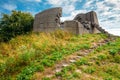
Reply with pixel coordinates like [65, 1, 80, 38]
[0, 0, 120, 36]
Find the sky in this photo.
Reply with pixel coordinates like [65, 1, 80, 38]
[0, 0, 120, 36]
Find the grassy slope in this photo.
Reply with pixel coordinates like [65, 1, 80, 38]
[0, 30, 114, 80]
[50, 37, 120, 80]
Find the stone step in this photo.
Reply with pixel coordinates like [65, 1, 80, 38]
[69, 59, 76, 63]
[55, 68, 62, 72]
[62, 63, 69, 67]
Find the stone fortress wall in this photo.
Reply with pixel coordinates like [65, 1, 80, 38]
[33, 7, 62, 32]
[33, 7, 110, 35]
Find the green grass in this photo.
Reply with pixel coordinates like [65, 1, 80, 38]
[0, 30, 108, 80]
[51, 37, 120, 80]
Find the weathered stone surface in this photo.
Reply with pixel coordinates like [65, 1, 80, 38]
[33, 7, 110, 35]
[33, 7, 62, 32]
[88, 11, 100, 33]
[74, 11, 99, 25]
[63, 20, 89, 34]
[74, 13, 86, 23]
[74, 11, 100, 33]
[63, 20, 79, 34]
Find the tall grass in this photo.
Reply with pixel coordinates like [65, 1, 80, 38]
[0, 30, 107, 79]
[52, 37, 120, 80]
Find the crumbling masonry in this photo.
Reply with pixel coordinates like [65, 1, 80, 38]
[33, 7, 109, 35]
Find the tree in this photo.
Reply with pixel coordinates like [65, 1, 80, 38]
[0, 10, 34, 42]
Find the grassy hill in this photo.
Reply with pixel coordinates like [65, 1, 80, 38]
[49, 35, 120, 80]
[0, 30, 119, 80]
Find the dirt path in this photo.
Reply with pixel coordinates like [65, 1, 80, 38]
[32, 38, 114, 80]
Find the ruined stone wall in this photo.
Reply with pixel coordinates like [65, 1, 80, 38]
[63, 20, 89, 34]
[86, 11, 100, 33]
[33, 7, 62, 32]
[74, 11, 100, 34]
[33, 7, 108, 35]
[74, 11, 99, 25]
[78, 22, 89, 34]
[74, 13, 86, 23]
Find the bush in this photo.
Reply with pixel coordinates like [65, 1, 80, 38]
[84, 67, 96, 74]
[42, 77, 51, 80]
[17, 65, 43, 80]
[97, 54, 107, 60]
[0, 10, 33, 42]
[109, 49, 118, 56]
[75, 58, 88, 66]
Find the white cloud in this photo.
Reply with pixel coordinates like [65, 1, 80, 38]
[48, 0, 81, 6]
[107, 29, 120, 36]
[84, 0, 120, 36]
[105, 0, 120, 7]
[47, 0, 86, 22]
[63, 5, 75, 14]
[96, 0, 120, 28]
[61, 9, 87, 21]
[72, 0, 119, 36]
[21, 0, 41, 2]
[2, 4, 17, 11]
[84, 0, 95, 8]
[47, 0, 82, 14]
[47, 0, 61, 5]
[35, 0, 41, 2]
[47, 0, 120, 36]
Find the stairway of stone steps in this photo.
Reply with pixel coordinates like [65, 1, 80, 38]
[33, 38, 115, 80]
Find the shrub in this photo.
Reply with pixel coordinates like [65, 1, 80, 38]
[41, 59, 54, 67]
[0, 10, 33, 42]
[36, 65, 44, 72]
[97, 54, 107, 60]
[55, 72, 62, 77]
[82, 44, 90, 49]
[70, 36, 78, 41]
[109, 49, 118, 56]
[84, 67, 96, 74]
[72, 72, 81, 78]
[75, 58, 88, 66]
[17, 65, 42, 80]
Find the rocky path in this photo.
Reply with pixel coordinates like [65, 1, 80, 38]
[33, 38, 114, 80]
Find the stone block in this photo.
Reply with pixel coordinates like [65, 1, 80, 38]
[33, 7, 103, 35]
[74, 11, 100, 33]
[33, 7, 62, 32]
[74, 13, 86, 23]
[63, 20, 89, 34]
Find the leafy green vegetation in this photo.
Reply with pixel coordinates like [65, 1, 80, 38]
[0, 9, 119, 80]
[42, 77, 51, 80]
[75, 58, 88, 66]
[51, 37, 120, 80]
[0, 10, 33, 42]
[0, 30, 107, 80]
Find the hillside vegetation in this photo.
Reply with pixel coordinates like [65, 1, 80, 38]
[0, 10, 33, 42]
[50, 35, 120, 80]
[0, 30, 115, 80]
[0, 10, 120, 80]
